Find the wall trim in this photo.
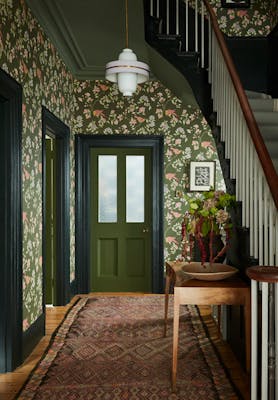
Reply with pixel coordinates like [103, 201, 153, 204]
[75, 134, 164, 294]
[22, 313, 45, 360]
[0, 68, 22, 372]
[42, 107, 71, 306]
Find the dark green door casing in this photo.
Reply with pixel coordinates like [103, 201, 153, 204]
[75, 135, 164, 294]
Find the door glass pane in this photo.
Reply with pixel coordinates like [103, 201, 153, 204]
[126, 156, 144, 222]
[98, 155, 117, 222]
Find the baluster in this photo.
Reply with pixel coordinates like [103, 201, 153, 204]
[274, 282, 278, 399]
[176, 0, 179, 35]
[250, 279, 258, 400]
[208, 17, 211, 83]
[166, 0, 169, 34]
[185, 0, 189, 52]
[264, 188, 269, 265]
[261, 282, 269, 400]
[195, 0, 198, 52]
[201, 1, 204, 68]
[258, 172, 263, 264]
[156, 0, 160, 18]
[150, 0, 153, 16]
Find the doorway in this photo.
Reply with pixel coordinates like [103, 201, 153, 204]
[42, 107, 70, 306]
[75, 135, 164, 294]
[0, 70, 22, 372]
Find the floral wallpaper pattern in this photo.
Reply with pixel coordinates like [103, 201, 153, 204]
[73, 79, 225, 261]
[0, 0, 77, 329]
[189, 0, 278, 36]
[0, 0, 276, 332]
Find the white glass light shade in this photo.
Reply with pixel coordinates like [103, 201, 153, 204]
[105, 48, 149, 96]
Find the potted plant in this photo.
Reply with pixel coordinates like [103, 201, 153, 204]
[181, 190, 236, 266]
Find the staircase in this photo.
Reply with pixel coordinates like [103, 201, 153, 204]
[247, 91, 278, 174]
[144, 1, 278, 399]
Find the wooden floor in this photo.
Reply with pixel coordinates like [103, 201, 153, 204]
[0, 293, 250, 400]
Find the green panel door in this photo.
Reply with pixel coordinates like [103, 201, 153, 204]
[90, 147, 152, 292]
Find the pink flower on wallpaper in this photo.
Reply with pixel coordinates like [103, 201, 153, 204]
[135, 116, 145, 123]
[23, 168, 30, 180]
[192, 140, 199, 150]
[171, 211, 182, 218]
[24, 274, 31, 285]
[165, 109, 177, 117]
[23, 319, 30, 330]
[237, 10, 248, 17]
[23, 212, 28, 223]
[166, 173, 177, 181]
[166, 236, 179, 244]
[99, 84, 109, 91]
[83, 108, 91, 119]
[201, 141, 214, 150]
[171, 147, 182, 155]
[93, 109, 105, 117]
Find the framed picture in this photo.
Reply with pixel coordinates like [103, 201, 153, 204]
[189, 161, 215, 191]
[221, 0, 250, 8]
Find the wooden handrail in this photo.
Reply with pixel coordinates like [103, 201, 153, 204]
[203, 0, 278, 209]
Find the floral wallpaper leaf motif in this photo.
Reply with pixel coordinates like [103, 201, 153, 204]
[1, 0, 275, 331]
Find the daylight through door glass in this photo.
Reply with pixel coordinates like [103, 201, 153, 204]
[126, 155, 144, 223]
[98, 155, 117, 222]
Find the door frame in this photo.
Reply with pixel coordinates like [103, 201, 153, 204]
[0, 69, 22, 372]
[42, 107, 70, 306]
[75, 134, 164, 294]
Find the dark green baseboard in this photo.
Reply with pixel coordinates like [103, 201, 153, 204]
[70, 279, 77, 297]
[22, 313, 45, 360]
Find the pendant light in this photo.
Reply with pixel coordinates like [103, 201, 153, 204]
[105, 0, 150, 96]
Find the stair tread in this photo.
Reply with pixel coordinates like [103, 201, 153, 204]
[258, 125, 278, 140]
[245, 90, 272, 99]
[248, 98, 275, 111]
[253, 111, 278, 124]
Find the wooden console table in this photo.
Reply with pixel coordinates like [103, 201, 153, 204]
[164, 261, 251, 391]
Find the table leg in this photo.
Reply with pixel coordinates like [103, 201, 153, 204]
[164, 273, 171, 337]
[172, 290, 180, 392]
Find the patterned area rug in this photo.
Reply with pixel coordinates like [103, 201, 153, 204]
[17, 295, 241, 399]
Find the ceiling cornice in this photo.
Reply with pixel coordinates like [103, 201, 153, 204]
[26, 0, 104, 79]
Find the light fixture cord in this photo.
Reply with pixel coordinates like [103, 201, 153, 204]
[125, 0, 129, 48]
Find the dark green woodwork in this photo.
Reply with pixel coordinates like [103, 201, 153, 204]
[75, 135, 164, 294]
[90, 148, 152, 292]
[45, 138, 57, 304]
[0, 69, 22, 372]
[42, 107, 70, 307]
[22, 313, 45, 360]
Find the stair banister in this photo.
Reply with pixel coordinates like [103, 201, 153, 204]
[203, 0, 278, 208]
[146, 2, 278, 398]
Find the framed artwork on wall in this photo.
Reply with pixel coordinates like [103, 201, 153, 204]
[221, 0, 250, 8]
[189, 161, 215, 191]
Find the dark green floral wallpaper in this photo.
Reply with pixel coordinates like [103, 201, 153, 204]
[73, 79, 225, 261]
[0, 0, 276, 331]
[189, 0, 278, 36]
[0, 0, 77, 330]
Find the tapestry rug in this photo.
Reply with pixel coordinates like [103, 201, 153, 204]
[17, 295, 242, 399]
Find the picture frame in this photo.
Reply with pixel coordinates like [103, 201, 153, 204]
[189, 161, 215, 191]
[221, 0, 250, 8]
